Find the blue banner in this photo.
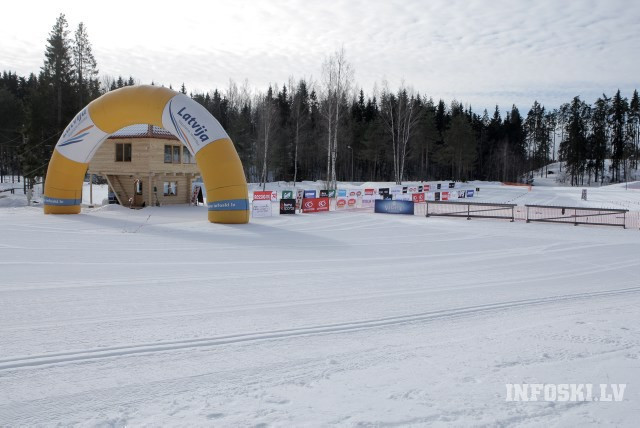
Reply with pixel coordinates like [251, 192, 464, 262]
[304, 190, 317, 199]
[44, 197, 81, 206]
[337, 189, 347, 197]
[374, 199, 414, 215]
[208, 199, 249, 211]
[466, 190, 475, 197]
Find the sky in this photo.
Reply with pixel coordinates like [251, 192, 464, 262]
[1, 0, 639, 114]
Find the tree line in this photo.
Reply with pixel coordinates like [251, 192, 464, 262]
[1, 14, 638, 188]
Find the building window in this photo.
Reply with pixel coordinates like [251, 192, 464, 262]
[164, 145, 182, 163]
[163, 181, 177, 196]
[183, 147, 194, 164]
[115, 143, 132, 162]
[135, 180, 143, 195]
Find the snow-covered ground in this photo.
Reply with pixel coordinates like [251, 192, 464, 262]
[0, 193, 639, 426]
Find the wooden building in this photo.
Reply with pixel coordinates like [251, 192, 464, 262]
[88, 124, 200, 207]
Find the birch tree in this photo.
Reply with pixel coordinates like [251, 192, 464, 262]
[320, 47, 353, 189]
[379, 82, 422, 184]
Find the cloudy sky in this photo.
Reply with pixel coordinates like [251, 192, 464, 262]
[2, 0, 639, 113]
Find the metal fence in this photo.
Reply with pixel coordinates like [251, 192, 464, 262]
[525, 204, 628, 228]
[423, 200, 517, 221]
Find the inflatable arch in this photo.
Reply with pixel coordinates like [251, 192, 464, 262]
[43, 85, 249, 224]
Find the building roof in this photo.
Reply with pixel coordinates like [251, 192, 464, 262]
[108, 124, 178, 140]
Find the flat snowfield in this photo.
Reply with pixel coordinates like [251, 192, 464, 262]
[0, 205, 638, 426]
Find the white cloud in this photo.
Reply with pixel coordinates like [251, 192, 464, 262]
[1, 0, 638, 112]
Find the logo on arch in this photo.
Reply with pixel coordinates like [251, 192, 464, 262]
[163, 94, 228, 155]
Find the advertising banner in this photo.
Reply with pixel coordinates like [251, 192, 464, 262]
[304, 190, 317, 199]
[374, 199, 415, 215]
[378, 188, 390, 197]
[282, 190, 293, 199]
[402, 186, 408, 194]
[442, 191, 449, 201]
[418, 185, 423, 192]
[338, 189, 347, 197]
[253, 190, 276, 201]
[408, 186, 418, 193]
[412, 193, 425, 203]
[390, 186, 403, 195]
[302, 197, 330, 213]
[295, 189, 304, 209]
[435, 192, 441, 201]
[448, 182, 455, 189]
[355, 190, 362, 197]
[348, 197, 357, 207]
[458, 190, 466, 199]
[252, 199, 272, 217]
[279, 198, 296, 214]
[361, 196, 375, 208]
[348, 189, 357, 197]
[365, 188, 375, 195]
[319, 190, 329, 198]
[425, 192, 435, 201]
[383, 194, 393, 200]
[437, 183, 442, 190]
[395, 194, 412, 201]
[336, 197, 348, 209]
[327, 189, 336, 198]
[424, 184, 430, 192]
[466, 189, 475, 198]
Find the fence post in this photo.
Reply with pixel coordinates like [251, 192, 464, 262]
[425, 201, 429, 218]
[526, 205, 530, 223]
[467, 203, 470, 220]
[574, 208, 578, 226]
[511, 206, 514, 222]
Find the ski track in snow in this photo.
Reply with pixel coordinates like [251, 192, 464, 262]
[0, 197, 639, 426]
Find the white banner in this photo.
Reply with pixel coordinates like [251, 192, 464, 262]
[361, 196, 375, 208]
[251, 200, 272, 217]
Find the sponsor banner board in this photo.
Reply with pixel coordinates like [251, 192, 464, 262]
[442, 191, 449, 201]
[402, 186, 408, 194]
[448, 182, 455, 189]
[327, 189, 336, 198]
[361, 196, 375, 208]
[348, 197, 357, 207]
[295, 189, 304, 209]
[424, 184, 430, 191]
[466, 189, 475, 198]
[378, 188, 390, 197]
[374, 199, 415, 215]
[338, 189, 347, 197]
[279, 198, 296, 214]
[319, 190, 329, 198]
[395, 194, 412, 201]
[435, 192, 441, 201]
[390, 186, 403, 195]
[302, 197, 330, 213]
[282, 190, 293, 199]
[253, 190, 275, 201]
[252, 199, 272, 217]
[408, 186, 418, 193]
[458, 190, 466, 198]
[365, 188, 375, 195]
[336, 197, 348, 208]
[304, 190, 317, 199]
[412, 193, 425, 203]
[425, 192, 435, 201]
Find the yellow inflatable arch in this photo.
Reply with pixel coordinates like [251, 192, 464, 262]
[43, 85, 249, 224]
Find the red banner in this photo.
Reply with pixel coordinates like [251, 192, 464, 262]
[348, 197, 357, 206]
[253, 190, 276, 201]
[302, 197, 330, 213]
[441, 191, 449, 201]
[424, 184, 430, 191]
[364, 188, 375, 195]
[412, 193, 425, 203]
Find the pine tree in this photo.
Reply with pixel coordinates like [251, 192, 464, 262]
[72, 22, 98, 109]
[42, 14, 74, 132]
